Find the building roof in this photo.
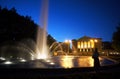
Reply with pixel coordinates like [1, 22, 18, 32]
[78, 36, 102, 41]
[78, 36, 92, 41]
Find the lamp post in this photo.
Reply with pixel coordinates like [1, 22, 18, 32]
[94, 39, 98, 49]
[65, 40, 71, 54]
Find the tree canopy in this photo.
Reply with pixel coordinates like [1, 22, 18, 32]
[0, 7, 56, 46]
[0, 7, 37, 42]
[112, 24, 120, 52]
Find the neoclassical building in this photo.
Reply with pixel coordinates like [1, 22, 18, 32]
[72, 36, 102, 55]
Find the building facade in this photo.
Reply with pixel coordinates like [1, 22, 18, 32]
[72, 36, 102, 55]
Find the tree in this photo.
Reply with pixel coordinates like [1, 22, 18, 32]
[0, 7, 57, 58]
[47, 34, 56, 47]
[0, 7, 56, 46]
[0, 7, 38, 42]
[112, 24, 120, 52]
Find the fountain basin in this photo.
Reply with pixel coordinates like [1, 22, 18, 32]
[0, 56, 119, 79]
[0, 56, 118, 68]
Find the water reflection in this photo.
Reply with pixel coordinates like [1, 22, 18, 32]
[0, 56, 116, 68]
[60, 56, 74, 68]
[59, 56, 94, 68]
[77, 56, 94, 67]
[58, 56, 94, 68]
[58, 56, 117, 68]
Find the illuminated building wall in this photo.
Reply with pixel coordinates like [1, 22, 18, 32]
[72, 36, 102, 53]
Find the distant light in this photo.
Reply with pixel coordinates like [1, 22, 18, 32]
[19, 58, 23, 59]
[4, 61, 13, 64]
[20, 59, 26, 62]
[46, 60, 50, 62]
[110, 52, 113, 54]
[94, 39, 98, 42]
[65, 40, 71, 43]
[65, 40, 68, 42]
[50, 62, 55, 65]
[69, 40, 71, 43]
[10, 56, 13, 58]
[117, 53, 119, 55]
[17, 57, 19, 59]
[102, 52, 104, 54]
[73, 51, 76, 53]
[0, 57, 6, 60]
[90, 40, 93, 42]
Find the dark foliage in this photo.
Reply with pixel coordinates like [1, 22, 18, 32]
[0, 7, 37, 42]
[0, 7, 56, 45]
[102, 41, 113, 50]
[47, 34, 56, 47]
[112, 24, 120, 52]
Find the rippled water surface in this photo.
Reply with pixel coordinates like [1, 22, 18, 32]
[0, 56, 117, 68]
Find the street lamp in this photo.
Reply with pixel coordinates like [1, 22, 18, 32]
[94, 39, 98, 43]
[65, 40, 71, 54]
[94, 39, 98, 49]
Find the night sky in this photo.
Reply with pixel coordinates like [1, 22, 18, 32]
[0, 0, 120, 42]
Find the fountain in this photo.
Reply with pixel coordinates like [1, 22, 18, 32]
[0, 1, 119, 79]
[35, 0, 49, 59]
[36, 27, 49, 59]
[0, 0, 118, 69]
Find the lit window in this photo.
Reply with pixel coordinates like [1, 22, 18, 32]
[88, 42, 90, 48]
[77, 42, 80, 48]
[81, 42, 83, 48]
[90, 40, 94, 48]
[84, 42, 87, 48]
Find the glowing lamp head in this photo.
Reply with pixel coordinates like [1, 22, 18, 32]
[0, 57, 6, 60]
[94, 39, 98, 42]
[65, 40, 71, 43]
[4, 61, 13, 64]
[50, 62, 55, 65]
[20, 59, 26, 62]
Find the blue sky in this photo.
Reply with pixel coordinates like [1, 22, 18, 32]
[0, 0, 120, 42]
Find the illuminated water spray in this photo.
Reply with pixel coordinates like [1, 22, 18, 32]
[36, 0, 49, 59]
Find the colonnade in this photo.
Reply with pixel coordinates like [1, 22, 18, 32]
[77, 40, 96, 52]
